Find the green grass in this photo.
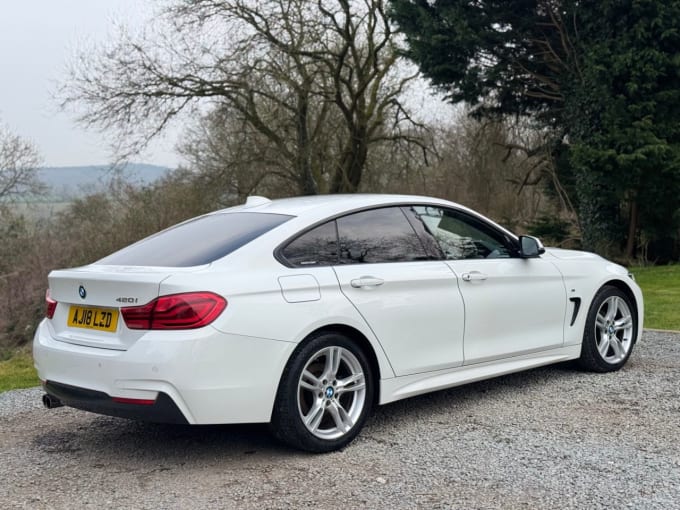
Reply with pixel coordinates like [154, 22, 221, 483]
[630, 264, 680, 331]
[0, 348, 39, 392]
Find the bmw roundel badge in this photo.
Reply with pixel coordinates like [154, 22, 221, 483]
[78, 285, 87, 299]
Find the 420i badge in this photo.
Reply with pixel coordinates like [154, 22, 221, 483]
[115, 297, 139, 304]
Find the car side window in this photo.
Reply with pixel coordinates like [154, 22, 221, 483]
[336, 207, 429, 264]
[281, 221, 338, 266]
[410, 206, 514, 260]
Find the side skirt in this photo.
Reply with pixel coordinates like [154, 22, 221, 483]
[379, 344, 581, 405]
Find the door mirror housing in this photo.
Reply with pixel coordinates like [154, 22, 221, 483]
[519, 235, 545, 258]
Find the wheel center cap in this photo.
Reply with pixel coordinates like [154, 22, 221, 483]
[325, 386, 335, 399]
[608, 325, 615, 334]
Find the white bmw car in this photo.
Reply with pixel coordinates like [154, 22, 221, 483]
[34, 194, 643, 452]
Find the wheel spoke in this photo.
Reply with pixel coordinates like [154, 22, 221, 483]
[598, 336, 611, 357]
[336, 373, 366, 395]
[605, 297, 619, 322]
[304, 400, 325, 432]
[328, 401, 353, 433]
[614, 315, 632, 331]
[610, 337, 624, 358]
[300, 369, 320, 391]
[595, 314, 607, 332]
[323, 346, 342, 379]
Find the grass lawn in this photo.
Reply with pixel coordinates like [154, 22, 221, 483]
[0, 348, 39, 393]
[0, 265, 677, 394]
[630, 264, 680, 331]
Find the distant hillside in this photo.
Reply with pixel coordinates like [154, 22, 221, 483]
[37, 163, 172, 200]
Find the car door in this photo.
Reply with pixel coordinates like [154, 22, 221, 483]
[331, 206, 466, 376]
[409, 206, 567, 364]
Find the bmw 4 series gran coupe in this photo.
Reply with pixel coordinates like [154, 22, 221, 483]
[34, 194, 643, 452]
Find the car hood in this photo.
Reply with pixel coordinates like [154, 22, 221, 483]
[544, 247, 604, 261]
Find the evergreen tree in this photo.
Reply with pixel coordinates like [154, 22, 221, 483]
[391, 0, 680, 258]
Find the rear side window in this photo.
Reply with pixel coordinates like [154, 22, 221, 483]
[281, 221, 338, 266]
[337, 207, 428, 264]
[97, 212, 292, 267]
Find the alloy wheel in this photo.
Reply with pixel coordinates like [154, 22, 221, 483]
[297, 346, 367, 440]
[594, 295, 634, 364]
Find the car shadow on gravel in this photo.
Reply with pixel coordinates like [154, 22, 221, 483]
[31, 417, 298, 463]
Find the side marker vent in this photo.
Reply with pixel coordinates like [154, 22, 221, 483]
[569, 297, 582, 327]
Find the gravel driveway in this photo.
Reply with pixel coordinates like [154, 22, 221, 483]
[1, 330, 679, 509]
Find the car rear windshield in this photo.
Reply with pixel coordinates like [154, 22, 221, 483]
[96, 212, 293, 267]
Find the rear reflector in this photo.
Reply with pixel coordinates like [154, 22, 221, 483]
[121, 291, 227, 330]
[45, 289, 57, 319]
[112, 397, 156, 406]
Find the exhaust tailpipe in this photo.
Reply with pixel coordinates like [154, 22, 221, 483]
[42, 394, 63, 409]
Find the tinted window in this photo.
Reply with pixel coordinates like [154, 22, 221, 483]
[282, 221, 338, 266]
[97, 212, 292, 267]
[402, 206, 444, 260]
[337, 207, 428, 264]
[411, 206, 513, 260]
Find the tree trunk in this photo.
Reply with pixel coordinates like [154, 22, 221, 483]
[295, 91, 318, 195]
[330, 126, 369, 193]
[624, 198, 638, 260]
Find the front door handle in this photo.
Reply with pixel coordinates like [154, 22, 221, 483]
[350, 276, 385, 288]
[461, 271, 488, 282]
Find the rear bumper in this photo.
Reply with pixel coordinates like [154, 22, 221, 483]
[33, 319, 297, 424]
[43, 380, 188, 424]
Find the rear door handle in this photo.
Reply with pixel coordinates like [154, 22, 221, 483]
[350, 276, 385, 288]
[461, 271, 488, 282]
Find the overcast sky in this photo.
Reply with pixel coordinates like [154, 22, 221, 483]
[0, 1, 454, 171]
[0, 1, 179, 168]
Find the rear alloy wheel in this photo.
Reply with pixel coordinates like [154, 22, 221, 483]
[578, 285, 637, 372]
[271, 333, 374, 452]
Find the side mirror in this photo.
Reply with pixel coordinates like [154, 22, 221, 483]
[519, 235, 545, 258]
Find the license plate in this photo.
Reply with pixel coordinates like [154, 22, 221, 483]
[68, 306, 119, 333]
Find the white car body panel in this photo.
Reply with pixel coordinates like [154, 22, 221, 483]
[447, 257, 567, 364]
[33, 193, 644, 426]
[542, 249, 644, 345]
[380, 344, 582, 404]
[34, 320, 295, 423]
[334, 261, 465, 376]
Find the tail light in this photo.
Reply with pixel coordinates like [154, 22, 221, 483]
[121, 292, 227, 330]
[45, 289, 57, 319]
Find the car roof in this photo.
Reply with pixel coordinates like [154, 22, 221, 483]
[205, 194, 518, 247]
[220, 193, 460, 218]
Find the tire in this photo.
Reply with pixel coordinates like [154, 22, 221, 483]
[270, 332, 374, 453]
[578, 285, 638, 372]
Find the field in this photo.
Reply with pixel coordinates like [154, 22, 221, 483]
[630, 264, 680, 331]
[0, 264, 677, 393]
[0, 349, 37, 393]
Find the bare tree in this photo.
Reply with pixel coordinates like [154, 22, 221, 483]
[0, 124, 43, 200]
[61, 0, 427, 195]
[178, 106, 305, 200]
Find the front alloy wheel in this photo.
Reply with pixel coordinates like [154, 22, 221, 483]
[593, 295, 634, 365]
[271, 333, 374, 452]
[579, 285, 638, 372]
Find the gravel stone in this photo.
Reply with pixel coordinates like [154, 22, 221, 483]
[1, 330, 679, 509]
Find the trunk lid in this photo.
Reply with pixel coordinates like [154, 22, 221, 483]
[47, 265, 182, 350]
